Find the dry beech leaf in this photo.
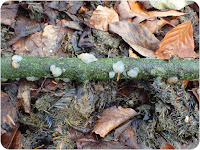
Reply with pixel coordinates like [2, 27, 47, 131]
[13, 21, 68, 57]
[89, 5, 119, 31]
[92, 106, 137, 138]
[115, 1, 152, 22]
[148, 10, 186, 17]
[156, 20, 198, 59]
[129, 47, 140, 58]
[109, 22, 160, 58]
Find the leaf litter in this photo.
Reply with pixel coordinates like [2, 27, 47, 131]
[1, 0, 199, 149]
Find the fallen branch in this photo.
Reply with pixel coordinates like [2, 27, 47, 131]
[1, 56, 199, 81]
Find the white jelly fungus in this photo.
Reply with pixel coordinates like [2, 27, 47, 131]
[113, 61, 125, 73]
[109, 71, 115, 78]
[50, 65, 62, 77]
[127, 67, 139, 78]
[12, 55, 23, 68]
[26, 76, 39, 81]
[78, 53, 98, 64]
[167, 76, 178, 84]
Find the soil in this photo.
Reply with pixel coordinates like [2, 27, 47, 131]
[1, 1, 199, 149]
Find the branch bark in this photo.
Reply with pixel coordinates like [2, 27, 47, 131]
[1, 56, 199, 81]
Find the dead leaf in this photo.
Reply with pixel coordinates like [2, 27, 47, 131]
[1, 4, 19, 26]
[114, 1, 137, 21]
[92, 106, 137, 137]
[1, 92, 18, 134]
[109, 21, 160, 58]
[148, 10, 186, 17]
[191, 88, 199, 101]
[89, 5, 119, 31]
[7, 16, 43, 46]
[140, 18, 169, 34]
[118, 127, 138, 149]
[13, 21, 68, 57]
[1, 124, 21, 149]
[156, 20, 198, 59]
[160, 140, 175, 149]
[129, 47, 140, 58]
[114, 120, 132, 138]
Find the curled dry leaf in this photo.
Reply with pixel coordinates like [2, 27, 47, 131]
[89, 5, 119, 31]
[92, 106, 137, 138]
[156, 20, 198, 59]
[109, 22, 160, 58]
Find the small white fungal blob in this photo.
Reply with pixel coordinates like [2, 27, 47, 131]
[61, 78, 70, 82]
[127, 67, 139, 78]
[26, 76, 39, 81]
[50, 65, 62, 77]
[167, 76, 178, 84]
[12, 55, 23, 68]
[78, 53, 98, 64]
[1, 78, 8, 82]
[185, 116, 190, 123]
[113, 61, 125, 73]
[109, 71, 115, 78]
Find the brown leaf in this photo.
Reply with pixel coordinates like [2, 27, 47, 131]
[148, 10, 186, 17]
[1, 92, 18, 134]
[1, 124, 20, 149]
[160, 140, 175, 149]
[89, 5, 119, 31]
[1, 4, 19, 26]
[118, 127, 138, 149]
[92, 106, 137, 138]
[114, 120, 132, 138]
[156, 20, 198, 59]
[109, 21, 160, 58]
[8, 16, 43, 46]
[13, 21, 68, 57]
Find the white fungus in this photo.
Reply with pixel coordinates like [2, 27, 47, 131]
[26, 76, 39, 81]
[112, 61, 125, 73]
[12, 55, 23, 68]
[109, 71, 115, 78]
[50, 65, 62, 77]
[78, 53, 98, 64]
[127, 67, 139, 78]
[167, 76, 178, 84]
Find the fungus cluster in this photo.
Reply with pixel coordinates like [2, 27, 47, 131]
[127, 67, 139, 78]
[50, 65, 62, 77]
[78, 53, 98, 64]
[12, 55, 23, 68]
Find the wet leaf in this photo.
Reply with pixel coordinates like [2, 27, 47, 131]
[89, 5, 119, 31]
[156, 20, 198, 59]
[1, 4, 19, 26]
[92, 106, 137, 137]
[109, 21, 160, 58]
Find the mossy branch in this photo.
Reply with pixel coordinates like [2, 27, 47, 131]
[1, 56, 199, 81]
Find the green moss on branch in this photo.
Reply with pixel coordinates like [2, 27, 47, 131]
[1, 56, 199, 81]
